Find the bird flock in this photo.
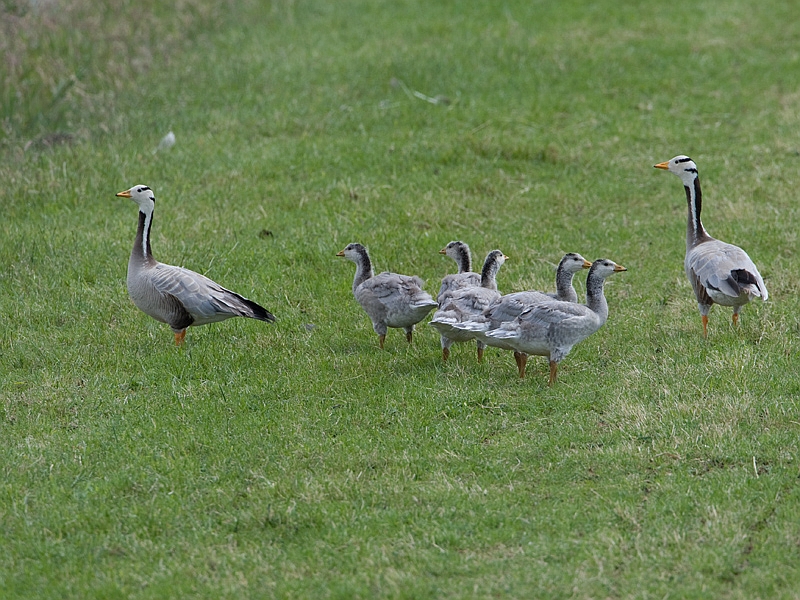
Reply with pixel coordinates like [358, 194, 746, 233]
[115, 155, 768, 386]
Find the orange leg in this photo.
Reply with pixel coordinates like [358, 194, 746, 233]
[732, 313, 739, 326]
[701, 315, 709, 338]
[476, 346, 484, 363]
[514, 352, 527, 379]
[174, 329, 187, 346]
[548, 361, 558, 386]
[379, 334, 386, 349]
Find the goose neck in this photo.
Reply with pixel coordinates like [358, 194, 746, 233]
[555, 267, 577, 301]
[585, 272, 609, 323]
[684, 177, 708, 248]
[480, 258, 500, 290]
[352, 247, 374, 292]
[131, 209, 156, 267]
[455, 246, 472, 273]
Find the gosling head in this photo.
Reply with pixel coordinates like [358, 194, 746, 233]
[336, 242, 369, 262]
[588, 258, 627, 280]
[559, 253, 592, 274]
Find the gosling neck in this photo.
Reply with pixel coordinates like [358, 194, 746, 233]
[555, 265, 579, 303]
[351, 246, 374, 292]
[480, 253, 502, 290]
[585, 269, 610, 324]
[454, 244, 472, 273]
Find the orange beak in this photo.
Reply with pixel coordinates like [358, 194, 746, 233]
[582, 259, 592, 269]
[115, 190, 132, 198]
[653, 161, 670, 170]
[336, 250, 345, 257]
[614, 264, 627, 272]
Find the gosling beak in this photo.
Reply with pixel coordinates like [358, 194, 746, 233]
[582, 259, 592, 269]
[653, 161, 670, 170]
[504, 255, 510, 261]
[116, 190, 132, 198]
[438, 248, 447, 255]
[336, 250, 345, 257]
[614, 264, 627, 272]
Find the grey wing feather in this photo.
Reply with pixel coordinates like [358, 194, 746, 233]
[515, 301, 594, 329]
[357, 272, 437, 328]
[687, 241, 767, 301]
[438, 272, 481, 305]
[429, 287, 500, 340]
[484, 291, 553, 325]
[150, 264, 255, 324]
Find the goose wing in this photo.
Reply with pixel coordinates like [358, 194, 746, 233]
[149, 263, 272, 325]
[357, 272, 437, 326]
[487, 300, 599, 354]
[687, 241, 768, 302]
[484, 291, 553, 325]
[430, 287, 500, 338]
[438, 272, 481, 304]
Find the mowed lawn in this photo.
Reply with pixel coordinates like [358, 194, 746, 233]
[2, 0, 800, 597]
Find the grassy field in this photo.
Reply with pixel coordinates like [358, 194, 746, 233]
[2, 0, 800, 597]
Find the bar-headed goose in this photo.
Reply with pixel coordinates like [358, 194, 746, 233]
[437, 241, 481, 305]
[115, 185, 275, 345]
[654, 156, 768, 337]
[441, 252, 590, 377]
[478, 259, 626, 385]
[337, 243, 438, 349]
[429, 249, 508, 362]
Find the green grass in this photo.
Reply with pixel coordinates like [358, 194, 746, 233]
[2, 0, 800, 597]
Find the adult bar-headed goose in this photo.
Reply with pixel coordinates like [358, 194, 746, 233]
[429, 249, 508, 362]
[115, 185, 275, 345]
[337, 243, 438, 348]
[654, 156, 768, 337]
[441, 253, 591, 377]
[437, 241, 481, 305]
[476, 259, 626, 386]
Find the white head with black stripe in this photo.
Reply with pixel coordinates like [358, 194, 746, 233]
[654, 155, 699, 186]
[115, 185, 156, 214]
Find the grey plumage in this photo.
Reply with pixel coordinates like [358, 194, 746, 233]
[437, 241, 482, 306]
[478, 259, 626, 385]
[429, 249, 507, 361]
[337, 243, 437, 348]
[654, 155, 767, 337]
[437, 252, 590, 375]
[116, 185, 274, 345]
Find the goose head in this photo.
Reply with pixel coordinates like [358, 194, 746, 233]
[484, 249, 508, 267]
[439, 241, 469, 258]
[336, 242, 370, 265]
[116, 185, 156, 213]
[560, 253, 592, 273]
[654, 155, 698, 187]
[588, 259, 627, 280]
[439, 241, 472, 272]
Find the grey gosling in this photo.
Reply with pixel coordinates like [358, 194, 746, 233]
[452, 259, 625, 385]
[429, 249, 508, 362]
[337, 243, 438, 348]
